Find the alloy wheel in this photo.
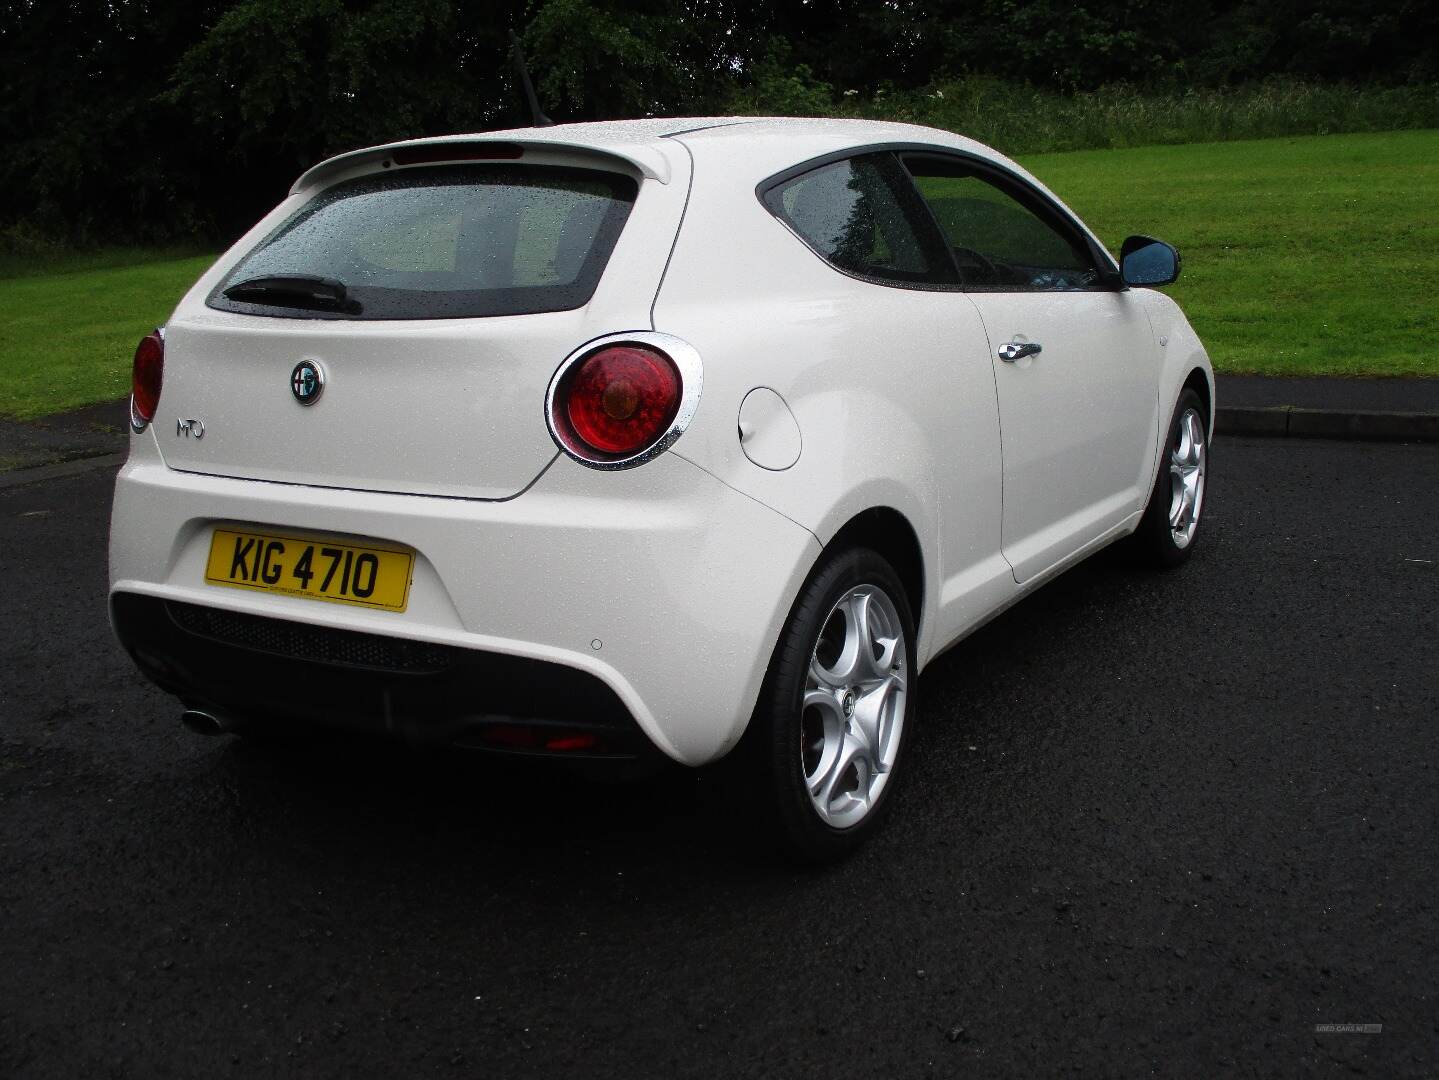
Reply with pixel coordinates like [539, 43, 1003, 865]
[1169, 407, 1207, 549]
[800, 584, 908, 829]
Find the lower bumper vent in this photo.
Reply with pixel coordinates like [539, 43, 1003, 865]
[166, 600, 450, 673]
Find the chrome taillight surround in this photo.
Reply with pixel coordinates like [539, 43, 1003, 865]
[544, 331, 704, 470]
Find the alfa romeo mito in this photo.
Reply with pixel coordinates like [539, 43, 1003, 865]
[110, 117, 1212, 860]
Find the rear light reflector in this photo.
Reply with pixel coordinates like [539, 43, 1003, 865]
[545, 333, 702, 469]
[543, 733, 601, 753]
[478, 725, 605, 754]
[130, 328, 165, 432]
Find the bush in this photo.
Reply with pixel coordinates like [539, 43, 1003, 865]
[726, 76, 1439, 157]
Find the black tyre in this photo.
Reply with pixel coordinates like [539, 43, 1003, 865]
[742, 546, 918, 862]
[1129, 387, 1209, 568]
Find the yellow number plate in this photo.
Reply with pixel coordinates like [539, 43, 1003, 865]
[204, 528, 414, 612]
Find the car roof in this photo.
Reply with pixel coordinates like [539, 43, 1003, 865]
[661, 116, 1012, 183]
[293, 116, 1018, 195]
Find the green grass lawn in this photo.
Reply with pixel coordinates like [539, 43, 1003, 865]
[1, 128, 1434, 418]
[1, 251, 217, 418]
[1022, 129, 1437, 377]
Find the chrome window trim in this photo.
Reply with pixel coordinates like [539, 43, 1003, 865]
[544, 331, 704, 471]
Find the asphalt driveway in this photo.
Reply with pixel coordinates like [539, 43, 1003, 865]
[1, 437, 1436, 1077]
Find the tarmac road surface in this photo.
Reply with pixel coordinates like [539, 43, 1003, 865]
[1, 437, 1436, 1077]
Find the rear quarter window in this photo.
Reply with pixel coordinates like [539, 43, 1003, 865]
[761, 153, 957, 289]
[209, 164, 638, 320]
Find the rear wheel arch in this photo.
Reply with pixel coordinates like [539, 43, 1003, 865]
[819, 507, 925, 628]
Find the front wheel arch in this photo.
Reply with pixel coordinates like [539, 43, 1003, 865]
[1183, 366, 1213, 435]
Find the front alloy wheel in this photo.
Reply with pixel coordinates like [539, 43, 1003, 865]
[1168, 406, 1206, 549]
[1130, 386, 1209, 567]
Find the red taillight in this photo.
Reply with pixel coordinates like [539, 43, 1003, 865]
[130, 329, 164, 431]
[554, 344, 681, 460]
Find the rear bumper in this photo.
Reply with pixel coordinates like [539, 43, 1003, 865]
[112, 594, 655, 758]
[108, 446, 821, 765]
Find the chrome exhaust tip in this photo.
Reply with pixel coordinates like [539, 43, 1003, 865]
[180, 709, 235, 736]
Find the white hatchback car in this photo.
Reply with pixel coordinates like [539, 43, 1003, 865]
[110, 117, 1212, 859]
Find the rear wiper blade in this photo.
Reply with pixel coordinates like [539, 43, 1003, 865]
[223, 274, 361, 314]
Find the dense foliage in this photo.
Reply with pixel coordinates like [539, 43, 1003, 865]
[2, 0, 1436, 245]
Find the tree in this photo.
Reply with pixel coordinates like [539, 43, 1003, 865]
[1, 0, 1433, 246]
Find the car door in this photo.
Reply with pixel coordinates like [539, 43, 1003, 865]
[747, 150, 1013, 647]
[902, 153, 1161, 584]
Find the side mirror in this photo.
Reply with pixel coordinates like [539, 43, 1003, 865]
[1120, 235, 1181, 287]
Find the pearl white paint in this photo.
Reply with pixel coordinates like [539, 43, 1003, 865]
[109, 117, 1214, 765]
[737, 387, 802, 471]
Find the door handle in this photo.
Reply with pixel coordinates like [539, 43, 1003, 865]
[998, 341, 1042, 362]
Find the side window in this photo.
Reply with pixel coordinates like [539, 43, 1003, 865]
[904, 156, 1100, 291]
[763, 154, 958, 288]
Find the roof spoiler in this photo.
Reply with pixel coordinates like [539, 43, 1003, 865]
[290, 136, 673, 196]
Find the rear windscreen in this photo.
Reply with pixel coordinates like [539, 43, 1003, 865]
[209, 164, 638, 320]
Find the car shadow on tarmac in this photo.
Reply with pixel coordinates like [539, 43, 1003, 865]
[189, 537, 1158, 885]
